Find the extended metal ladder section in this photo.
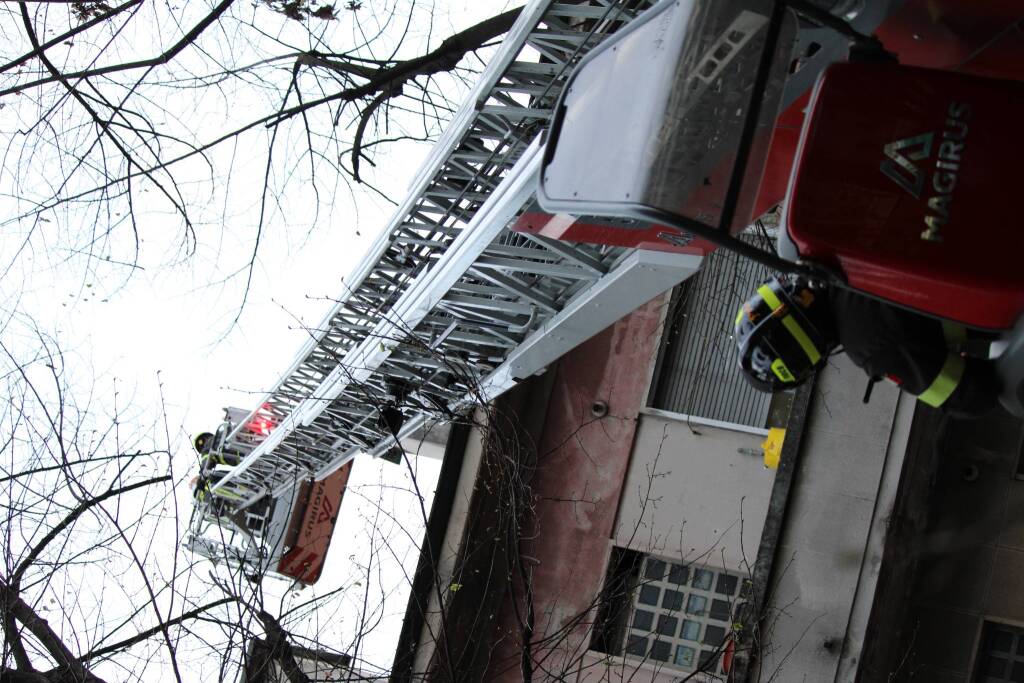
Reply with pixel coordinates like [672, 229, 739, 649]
[208, 0, 702, 508]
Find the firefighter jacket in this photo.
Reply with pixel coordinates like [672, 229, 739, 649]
[829, 288, 997, 415]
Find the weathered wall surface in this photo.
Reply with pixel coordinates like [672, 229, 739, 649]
[615, 415, 775, 572]
[577, 649, 688, 682]
[883, 407, 1024, 682]
[758, 355, 904, 681]
[484, 296, 669, 681]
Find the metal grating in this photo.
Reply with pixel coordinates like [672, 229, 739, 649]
[650, 241, 775, 429]
[206, 0, 659, 506]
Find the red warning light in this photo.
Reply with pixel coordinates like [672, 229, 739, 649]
[246, 405, 275, 436]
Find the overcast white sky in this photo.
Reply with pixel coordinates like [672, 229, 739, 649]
[0, 0, 514, 676]
[4, 0, 511, 458]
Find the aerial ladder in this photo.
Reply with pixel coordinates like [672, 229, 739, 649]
[187, 0, 1023, 580]
[185, 0, 703, 580]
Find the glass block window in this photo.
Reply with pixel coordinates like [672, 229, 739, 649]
[976, 621, 1024, 683]
[621, 554, 746, 675]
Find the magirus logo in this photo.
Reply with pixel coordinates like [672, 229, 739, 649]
[879, 102, 971, 243]
[881, 133, 933, 199]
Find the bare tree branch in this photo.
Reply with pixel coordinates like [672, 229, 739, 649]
[0, 583, 105, 682]
[0, 0, 143, 76]
[2, 0, 236, 98]
[80, 597, 238, 663]
[10, 474, 171, 590]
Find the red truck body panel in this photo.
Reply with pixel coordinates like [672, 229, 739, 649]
[786, 62, 1024, 329]
[515, 2, 1024, 329]
[276, 463, 352, 585]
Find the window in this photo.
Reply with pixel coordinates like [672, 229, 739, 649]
[975, 621, 1024, 682]
[590, 549, 748, 677]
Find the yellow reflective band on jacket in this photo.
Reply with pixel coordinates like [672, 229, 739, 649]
[211, 487, 243, 500]
[918, 352, 965, 407]
[942, 320, 967, 347]
[757, 285, 822, 365]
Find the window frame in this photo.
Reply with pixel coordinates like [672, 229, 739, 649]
[973, 620, 1024, 683]
[592, 549, 749, 677]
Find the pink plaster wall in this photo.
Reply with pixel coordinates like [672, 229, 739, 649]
[485, 295, 667, 681]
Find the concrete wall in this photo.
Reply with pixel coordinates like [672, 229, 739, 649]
[577, 649, 687, 682]
[400, 429, 448, 460]
[615, 414, 775, 573]
[482, 296, 670, 681]
[757, 355, 905, 682]
[887, 407, 1024, 682]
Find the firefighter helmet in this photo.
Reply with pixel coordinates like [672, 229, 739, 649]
[735, 276, 834, 392]
[193, 432, 214, 455]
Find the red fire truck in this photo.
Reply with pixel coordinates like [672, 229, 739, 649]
[516, 0, 1024, 412]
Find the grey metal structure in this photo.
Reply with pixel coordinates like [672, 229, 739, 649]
[205, 0, 707, 510]
[185, 487, 294, 577]
[650, 243, 775, 428]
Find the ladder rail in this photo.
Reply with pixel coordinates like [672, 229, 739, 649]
[207, 0, 655, 504]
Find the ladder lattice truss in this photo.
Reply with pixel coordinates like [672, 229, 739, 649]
[210, 0, 701, 507]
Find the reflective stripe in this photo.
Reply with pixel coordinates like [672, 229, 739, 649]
[771, 358, 796, 383]
[918, 352, 965, 407]
[942, 320, 967, 347]
[757, 285, 821, 365]
[781, 316, 822, 365]
[757, 284, 783, 311]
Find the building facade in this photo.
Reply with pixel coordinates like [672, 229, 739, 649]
[390, 245, 1023, 682]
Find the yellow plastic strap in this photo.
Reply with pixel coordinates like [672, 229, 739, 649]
[918, 352, 965, 407]
[757, 285, 821, 365]
[762, 428, 786, 469]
